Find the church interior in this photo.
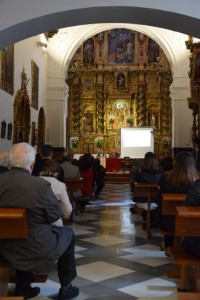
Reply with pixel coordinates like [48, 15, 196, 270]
[1, 1, 200, 300]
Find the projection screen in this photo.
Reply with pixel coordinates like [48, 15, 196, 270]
[120, 127, 154, 158]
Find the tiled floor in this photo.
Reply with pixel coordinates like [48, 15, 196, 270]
[9, 183, 179, 299]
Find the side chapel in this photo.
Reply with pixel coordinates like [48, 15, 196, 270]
[67, 28, 173, 157]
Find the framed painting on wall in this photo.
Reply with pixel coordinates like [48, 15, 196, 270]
[31, 60, 39, 110]
[0, 45, 14, 95]
[7, 122, 12, 140]
[1, 120, 6, 138]
[83, 76, 94, 93]
[107, 29, 134, 64]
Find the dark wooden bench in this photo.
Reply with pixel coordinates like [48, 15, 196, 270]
[64, 177, 89, 213]
[0, 208, 47, 297]
[177, 292, 200, 300]
[160, 193, 187, 243]
[169, 206, 200, 292]
[161, 193, 187, 216]
[133, 182, 159, 239]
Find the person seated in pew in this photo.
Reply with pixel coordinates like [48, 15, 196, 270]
[0, 143, 79, 300]
[0, 151, 9, 173]
[78, 153, 94, 200]
[131, 152, 163, 229]
[39, 159, 73, 226]
[60, 151, 82, 198]
[158, 152, 200, 256]
[176, 179, 200, 292]
[93, 158, 105, 199]
[32, 144, 65, 182]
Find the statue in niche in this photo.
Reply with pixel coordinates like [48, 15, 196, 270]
[84, 112, 93, 133]
[112, 100, 128, 128]
[21, 67, 29, 90]
[13, 68, 30, 143]
[152, 57, 173, 83]
[117, 73, 125, 88]
[83, 38, 94, 64]
[149, 112, 158, 129]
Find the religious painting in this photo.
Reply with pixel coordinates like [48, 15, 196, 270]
[108, 29, 134, 64]
[31, 60, 39, 110]
[111, 99, 129, 129]
[31, 121, 37, 146]
[148, 38, 159, 63]
[0, 45, 14, 95]
[7, 122, 12, 140]
[83, 38, 94, 64]
[83, 112, 93, 133]
[1, 120, 6, 138]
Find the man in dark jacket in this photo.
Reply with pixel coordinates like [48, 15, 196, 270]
[0, 143, 79, 300]
[0, 151, 9, 173]
[32, 144, 64, 182]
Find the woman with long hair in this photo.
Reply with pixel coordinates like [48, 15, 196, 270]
[158, 151, 200, 255]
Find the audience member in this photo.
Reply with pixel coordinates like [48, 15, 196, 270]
[131, 152, 163, 228]
[32, 144, 64, 182]
[60, 151, 82, 198]
[60, 151, 80, 178]
[0, 143, 79, 300]
[39, 159, 72, 226]
[78, 154, 94, 199]
[129, 158, 142, 187]
[158, 152, 199, 256]
[93, 158, 105, 199]
[177, 179, 200, 292]
[0, 151, 9, 172]
[160, 150, 173, 171]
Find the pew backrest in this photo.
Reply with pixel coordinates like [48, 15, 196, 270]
[175, 206, 200, 237]
[162, 193, 187, 216]
[0, 208, 28, 239]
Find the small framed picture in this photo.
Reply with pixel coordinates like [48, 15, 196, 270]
[1, 120, 6, 138]
[7, 122, 12, 140]
[31, 60, 39, 110]
[0, 45, 14, 95]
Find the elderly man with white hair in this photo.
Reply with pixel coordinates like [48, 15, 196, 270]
[0, 143, 79, 300]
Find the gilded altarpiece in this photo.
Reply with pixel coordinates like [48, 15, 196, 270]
[67, 29, 172, 157]
[186, 36, 200, 167]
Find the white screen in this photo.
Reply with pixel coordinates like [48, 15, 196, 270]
[120, 127, 154, 158]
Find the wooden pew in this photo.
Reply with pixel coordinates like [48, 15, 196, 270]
[0, 208, 47, 297]
[177, 292, 200, 300]
[0, 298, 23, 300]
[162, 193, 187, 216]
[133, 182, 159, 239]
[169, 206, 200, 292]
[160, 193, 187, 241]
[64, 177, 89, 214]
